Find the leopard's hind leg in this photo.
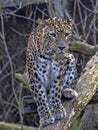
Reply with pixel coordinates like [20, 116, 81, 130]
[27, 62, 55, 127]
[30, 78, 55, 127]
[48, 62, 67, 120]
[49, 78, 67, 120]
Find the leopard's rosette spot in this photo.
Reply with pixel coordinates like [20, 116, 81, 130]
[40, 113, 55, 127]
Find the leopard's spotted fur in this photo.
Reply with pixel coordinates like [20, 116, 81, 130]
[26, 18, 78, 127]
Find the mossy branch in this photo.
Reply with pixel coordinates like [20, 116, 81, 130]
[70, 40, 98, 56]
[0, 122, 37, 130]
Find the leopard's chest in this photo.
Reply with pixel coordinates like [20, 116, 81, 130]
[36, 57, 63, 87]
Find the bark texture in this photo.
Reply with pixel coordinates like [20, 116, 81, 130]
[69, 40, 98, 56]
[0, 122, 37, 130]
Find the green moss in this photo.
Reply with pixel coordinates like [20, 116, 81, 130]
[69, 117, 81, 130]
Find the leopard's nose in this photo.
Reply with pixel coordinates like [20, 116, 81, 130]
[58, 46, 65, 51]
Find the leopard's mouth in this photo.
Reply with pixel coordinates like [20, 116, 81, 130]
[56, 51, 65, 54]
[56, 49, 69, 54]
[46, 48, 69, 55]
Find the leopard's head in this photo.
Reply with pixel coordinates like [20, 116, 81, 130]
[38, 17, 74, 56]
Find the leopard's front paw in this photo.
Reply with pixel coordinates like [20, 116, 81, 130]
[51, 104, 67, 120]
[40, 114, 55, 127]
[62, 88, 78, 99]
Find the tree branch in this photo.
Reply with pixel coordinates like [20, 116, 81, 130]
[0, 122, 37, 130]
[69, 40, 98, 56]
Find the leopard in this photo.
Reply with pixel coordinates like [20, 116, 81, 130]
[26, 17, 78, 127]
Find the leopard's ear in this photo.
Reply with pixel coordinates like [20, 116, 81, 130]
[37, 18, 47, 26]
[68, 19, 74, 26]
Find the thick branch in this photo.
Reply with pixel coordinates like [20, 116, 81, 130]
[70, 40, 98, 56]
[0, 122, 37, 130]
